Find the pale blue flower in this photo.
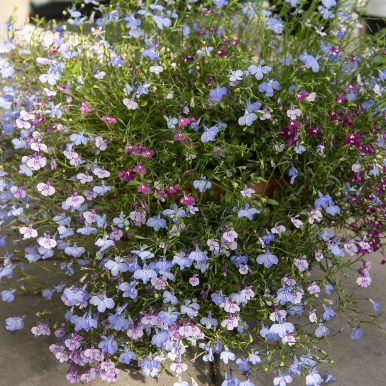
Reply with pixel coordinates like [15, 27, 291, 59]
[256, 249, 278, 268]
[146, 215, 166, 232]
[201, 125, 219, 143]
[209, 86, 227, 102]
[5, 316, 24, 331]
[90, 293, 115, 313]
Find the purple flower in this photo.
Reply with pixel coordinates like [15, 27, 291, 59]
[5, 316, 24, 331]
[209, 86, 227, 102]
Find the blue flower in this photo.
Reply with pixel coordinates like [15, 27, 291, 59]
[107, 312, 129, 331]
[133, 265, 157, 284]
[188, 246, 208, 263]
[248, 62, 272, 80]
[351, 327, 363, 340]
[300, 51, 320, 73]
[163, 290, 178, 305]
[213, 0, 228, 8]
[267, 17, 283, 34]
[158, 308, 180, 326]
[71, 309, 98, 332]
[369, 298, 380, 312]
[238, 109, 257, 126]
[237, 203, 260, 220]
[259, 79, 280, 97]
[273, 374, 293, 386]
[119, 281, 138, 299]
[322, 0, 336, 9]
[193, 176, 212, 192]
[288, 164, 298, 184]
[256, 249, 278, 268]
[146, 215, 167, 232]
[89, 293, 115, 313]
[138, 358, 160, 378]
[220, 348, 236, 364]
[180, 299, 200, 317]
[294, 144, 306, 154]
[5, 316, 24, 331]
[142, 49, 159, 60]
[104, 257, 130, 276]
[201, 125, 219, 143]
[162, 205, 186, 221]
[322, 305, 335, 321]
[118, 347, 136, 364]
[151, 329, 169, 347]
[315, 192, 341, 216]
[209, 86, 227, 102]
[1, 289, 15, 302]
[98, 335, 118, 355]
[315, 323, 329, 338]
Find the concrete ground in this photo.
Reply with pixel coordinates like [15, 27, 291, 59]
[0, 245, 385, 386]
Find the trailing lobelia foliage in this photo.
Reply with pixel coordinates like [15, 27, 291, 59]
[0, 0, 385, 384]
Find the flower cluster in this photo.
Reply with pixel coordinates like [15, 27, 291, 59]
[0, 0, 384, 385]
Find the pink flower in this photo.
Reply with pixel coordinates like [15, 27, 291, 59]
[80, 102, 91, 114]
[137, 183, 151, 195]
[101, 116, 117, 124]
[180, 195, 195, 206]
[31, 322, 51, 336]
[189, 275, 199, 286]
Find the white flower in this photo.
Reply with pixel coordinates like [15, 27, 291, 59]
[19, 226, 38, 239]
[37, 235, 57, 249]
[229, 69, 244, 82]
[150, 65, 164, 74]
[123, 98, 138, 110]
[94, 71, 106, 79]
[37, 182, 55, 196]
[93, 168, 110, 178]
[65, 194, 85, 208]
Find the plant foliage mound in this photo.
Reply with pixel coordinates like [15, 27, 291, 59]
[0, 0, 385, 385]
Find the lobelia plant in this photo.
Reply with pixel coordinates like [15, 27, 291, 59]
[0, 0, 385, 385]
